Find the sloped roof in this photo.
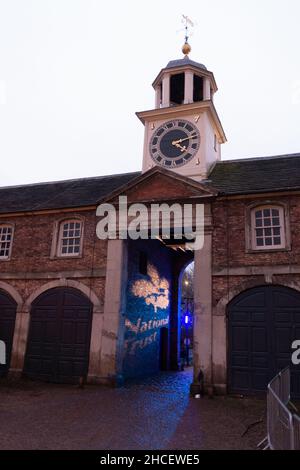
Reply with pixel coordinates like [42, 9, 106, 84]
[209, 153, 300, 195]
[0, 172, 140, 214]
[165, 56, 207, 71]
[1, 153, 300, 214]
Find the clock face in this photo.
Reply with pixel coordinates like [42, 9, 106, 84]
[149, 119, 200, 168]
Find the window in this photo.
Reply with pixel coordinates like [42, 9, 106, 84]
[0, 225, 13, 259]
[57, 220, 83, 257]
[251, 206, 285, 250]
[193, 75, 203, 102]
[170, 73, 185, 105]
[214, 134, 218, 152]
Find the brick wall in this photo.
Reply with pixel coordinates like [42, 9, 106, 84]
[0, 209, 107, 305]
[212, 194, 300, 308]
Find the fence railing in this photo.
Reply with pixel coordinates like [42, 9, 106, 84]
[264, 367, 300, 450]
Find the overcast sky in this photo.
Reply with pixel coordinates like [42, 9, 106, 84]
[0, 0, 299, 186]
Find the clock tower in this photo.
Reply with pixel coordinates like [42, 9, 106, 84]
[136, 41, 227, 181]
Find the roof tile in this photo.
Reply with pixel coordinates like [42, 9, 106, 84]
[1, 153, 300, 214]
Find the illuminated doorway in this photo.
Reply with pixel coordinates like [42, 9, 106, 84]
[122, 237, 194, 380]
[179, 262, 194, 370]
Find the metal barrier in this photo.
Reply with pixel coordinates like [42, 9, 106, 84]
[265, 367, 300, 450]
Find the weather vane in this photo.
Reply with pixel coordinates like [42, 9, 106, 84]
[180, 15, 195, 56]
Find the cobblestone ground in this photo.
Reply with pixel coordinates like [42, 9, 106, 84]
[0, 369, 266, 450]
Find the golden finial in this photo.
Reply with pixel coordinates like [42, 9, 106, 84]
[181, 15, 194, 56]
[182, 41, 191, 56]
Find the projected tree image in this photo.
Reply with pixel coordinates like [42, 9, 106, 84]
[131, 264, 170, 313]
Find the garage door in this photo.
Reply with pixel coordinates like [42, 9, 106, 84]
[24, 287, 93, 384]
[228, 285, 300, 397]
[0, 290, 17, 377]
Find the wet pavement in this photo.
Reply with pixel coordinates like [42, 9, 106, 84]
[0, 369, 266, 450]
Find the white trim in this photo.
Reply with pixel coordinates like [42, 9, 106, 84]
[0, 223, 14, 260]
[58, 219, 83, 257]
[245, 201, 290, 253]
[251, 205, 285, 250]
[51, 217, 84, 259]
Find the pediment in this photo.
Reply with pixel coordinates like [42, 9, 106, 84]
[99, 167, 218, 205]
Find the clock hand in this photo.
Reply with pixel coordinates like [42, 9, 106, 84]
[172, 134, 197, 146]
[173, 142, 187, 152]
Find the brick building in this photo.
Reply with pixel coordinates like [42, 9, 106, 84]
[0, 44, 300, 396]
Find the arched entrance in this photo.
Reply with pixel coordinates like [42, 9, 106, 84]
[179, 262, 194, 370]
[0, 289, 17, 377]
[228, 285, 300, 397]
[24, 287, 93, 384]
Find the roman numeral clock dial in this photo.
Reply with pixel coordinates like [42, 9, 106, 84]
[149, 119, 200, 168]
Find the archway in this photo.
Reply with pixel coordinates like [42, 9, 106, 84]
[0, 289, 18, 377]
[122, 237, 194, 379]
[178, 261, 194, 370]
[227, 285, 300, 397]
[24, 287, 93, 384]
[24, 279, 102, 313]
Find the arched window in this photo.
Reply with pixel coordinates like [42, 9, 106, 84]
[57, 219, 83, 257]
[0, 224, 14, 260]
[251, 205, 286, 250]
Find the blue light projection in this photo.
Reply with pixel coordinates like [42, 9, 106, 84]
[131, 264, 169, 312]
[123, 248, 172, 379]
